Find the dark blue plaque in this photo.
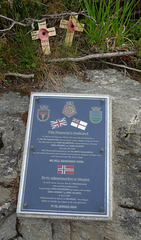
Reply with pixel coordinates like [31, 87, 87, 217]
[17, 93, 112, 220]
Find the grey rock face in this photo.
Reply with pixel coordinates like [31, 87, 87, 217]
[52, 220, 71, 240]
[0, 213, 17, 239]
[0, 92, 29, 114]
[0, 92, 29, 183]
[62, 69, 141, 240]
[0, 186, 11, 205]
[0, 92, 29, 239]
[0, 69, 141, 240]
[18, 218, 52, 240]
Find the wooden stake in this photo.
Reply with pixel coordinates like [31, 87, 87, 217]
[60, 13, 84, 46]
[31, 21, 56, 55]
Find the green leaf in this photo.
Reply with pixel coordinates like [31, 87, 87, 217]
[31, 63, 36, 68]
[26, 64, 30, 69]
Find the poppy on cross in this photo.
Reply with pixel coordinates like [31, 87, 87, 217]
[60, 13, 84, 46]
[31, 21, 56, 55]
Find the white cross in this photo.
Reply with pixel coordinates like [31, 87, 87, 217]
[60, 13, 84, 46]
[31, 21, 56, 55]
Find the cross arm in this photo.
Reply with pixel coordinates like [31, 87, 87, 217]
[31, 30, 39, 40]
[38, 21, 47, 30]
[75, 22, 84, 32]
[60, 20, 69, 29]
[47, 27, 56, 37]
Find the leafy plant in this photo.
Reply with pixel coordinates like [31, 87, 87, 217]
[81, 0, 141, 50]
[0, 0, 43, 75]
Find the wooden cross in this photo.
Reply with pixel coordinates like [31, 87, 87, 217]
[60, 13, 84, 46]
[31, 21, 56, 55]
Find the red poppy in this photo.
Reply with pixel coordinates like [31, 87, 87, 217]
[68, 20, 75, 32]
[39, 28, 49, 40]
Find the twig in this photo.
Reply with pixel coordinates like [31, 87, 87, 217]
[41, 11, 86, 19]
[81, 12, 97, 23]
[0, 11, 86, 33]
[48, 51, 137, 63]
[0, 10, 97, 34]
[0, 15, 27, 32]
[25, 11, 86, 24]
[25, 20, 35, 36]
[100, 60, 141, 73]
[42, 11, 97, 23]
[4, 72, 34, 78]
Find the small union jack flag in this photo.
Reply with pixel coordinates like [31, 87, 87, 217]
[50, 117, 67, 129]
[58, 165, 74, 175]
[71, 118, 87, 130]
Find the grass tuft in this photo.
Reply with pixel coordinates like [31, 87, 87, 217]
[81, 0, 141, 51]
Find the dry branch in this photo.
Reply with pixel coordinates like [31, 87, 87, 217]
[42, 11, 86, 19]
[48, 51, 137, 63]
[0, 15, 27, 32]
[0, 11, 87, 33]
[101, 60, 141, 73]
[4, 72, 34, 78]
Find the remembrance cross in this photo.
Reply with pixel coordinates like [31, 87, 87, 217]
[31, 21, 56, 55]
[60, 13, 84, 46]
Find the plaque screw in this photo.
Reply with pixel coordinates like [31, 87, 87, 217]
[101, 99, 104, 103]
[23, 202, 28, 207]
[36, 96, 39, 101]
[100, 148, 104, 152]
[99, 206, 104, 211]
[30, 145, 34, 150]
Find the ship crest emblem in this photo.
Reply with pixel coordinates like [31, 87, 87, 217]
[90, 107, 102, 123]
[37, 105, 50, 122]
[62, 101, 76, 118]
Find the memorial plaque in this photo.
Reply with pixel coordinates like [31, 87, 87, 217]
[17, 93, 112, 220]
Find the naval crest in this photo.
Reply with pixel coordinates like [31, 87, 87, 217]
[37, 105, 50, 122]
[62, 101, 76, 118]
[90, 107, 102, 123]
